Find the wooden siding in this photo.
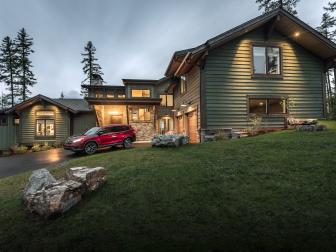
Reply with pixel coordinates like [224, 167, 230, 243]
[204, 28, 325, 129]
[0, 115, 17, 150]
[173, 65, 201, 136]
[72, 112, 97, 135]
[19, 102, 70, 144]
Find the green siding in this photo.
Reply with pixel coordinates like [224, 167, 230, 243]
[19, 102, 70, 144]
[72, 112, 97, 135]
[205, 28, 324, 129]
[0, 115, 17, 150]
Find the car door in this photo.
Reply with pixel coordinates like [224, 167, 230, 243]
[98, 127, 114, 146]
[109, 126, 124, 144]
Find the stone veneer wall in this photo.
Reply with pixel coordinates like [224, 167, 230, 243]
[130, 122, 155, 141]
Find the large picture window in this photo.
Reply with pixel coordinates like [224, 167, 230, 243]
[131, 89, 151, 98]
[253, 46, 281, 75]
[131, 108, 151, 121]
[160, 94, 173, 106]
[249, 98, 285, 115]
[36, 119, 55, 137]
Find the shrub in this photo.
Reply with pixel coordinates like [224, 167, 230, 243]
[41, 142, 53, 151]
[248, 115, 262, 135]
[31, 144, 41, 152]
[52, 141, 62, 148]
[11, 145, 28, 154]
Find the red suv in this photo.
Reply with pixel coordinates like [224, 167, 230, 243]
[64, 124, 136, 155]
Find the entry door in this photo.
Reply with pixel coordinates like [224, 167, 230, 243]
[177, 116, 184, 134]
[187, 111, 198, 143]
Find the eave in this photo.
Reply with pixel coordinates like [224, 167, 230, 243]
[85, 97, 161, 106]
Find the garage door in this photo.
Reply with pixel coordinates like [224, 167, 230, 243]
[187, 111, 198, 143]
[177, 116, 184, 134]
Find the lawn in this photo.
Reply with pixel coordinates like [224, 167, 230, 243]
[1, 121, 336, 251]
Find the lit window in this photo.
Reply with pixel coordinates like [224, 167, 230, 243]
[36, 119, 55, 137]
[249, 98, 285, 115]
[131, 89, 150, 98]
[106, 93, 114, 98]
[160, 94, 174, 107]
[36, 111, 54, 117]
[131, 108, 151, 121]
[180, 76, 186, 94]
[253, 46, 280, 75]
[118, 94, 126, 98]
[96, 93, 104, 98]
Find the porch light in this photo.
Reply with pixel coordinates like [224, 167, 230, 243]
[294, 32, 300, 37]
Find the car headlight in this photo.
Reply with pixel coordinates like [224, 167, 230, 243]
[72, 138, 83, 143]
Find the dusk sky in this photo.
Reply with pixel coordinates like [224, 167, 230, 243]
[0, 0, 330, 98]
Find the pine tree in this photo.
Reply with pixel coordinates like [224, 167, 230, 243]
[60, 91, 64, 99]
[0, 92, 10, 109]
[0, 36, 19, 107]
[325, 1, 336, 12]
[256, 0, 300, 15]
[15, 28, 36, 102]
[316, 12, 336, 40]
[80, 41, 103, 97]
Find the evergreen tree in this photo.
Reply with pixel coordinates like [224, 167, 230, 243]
[80, 41, 103, 96]
[15, 28, 36, 102]
[0, 92, 10, 109]
[0, 36, 19, 107]
[60, 91, 64, 99]
[316, 12, 336, 40]
[256, 0, 300, 15]
[325, 1, 336, 12]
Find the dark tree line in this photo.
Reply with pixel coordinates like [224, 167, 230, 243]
[256, 0, 300, 15]
[0, 28, 36, 108]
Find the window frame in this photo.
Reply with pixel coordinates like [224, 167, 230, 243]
[180, 76, 186, 94]
[0, 116, 8, 126]
[35, 119, 56, 138]
[247, 96, 287, 116]
[160, 94, 174, 107]
[131, 89, 151, 98]
[251, 43, 283, 79]
[129, 107, 152, 122]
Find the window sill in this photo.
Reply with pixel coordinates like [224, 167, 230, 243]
[251, 74, 283, 80]
[248, 113, 287, 118]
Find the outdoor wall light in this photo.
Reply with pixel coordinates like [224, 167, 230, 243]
[294, 32, 300, 37]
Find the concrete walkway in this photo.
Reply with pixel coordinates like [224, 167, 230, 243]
[0, 148, 76, 178]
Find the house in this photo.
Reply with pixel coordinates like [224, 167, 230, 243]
[0, 95, 97, 150]
[164, 8, 336, 142]
[1, 7, 335, 150]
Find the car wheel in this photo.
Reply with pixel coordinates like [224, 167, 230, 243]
[123, 137, 133, 149]
[84, 142, 97, 155]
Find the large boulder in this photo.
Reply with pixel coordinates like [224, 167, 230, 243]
[66, 167, 106, 192]
[23, 169, 57, 197]
[296, 124, 327, 132]
[24, 180, 82, 217]
[152, 134, 189, 147]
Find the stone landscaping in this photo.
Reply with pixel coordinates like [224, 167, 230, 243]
[23, 167, 106, 218]
[151, 134, 189, 147]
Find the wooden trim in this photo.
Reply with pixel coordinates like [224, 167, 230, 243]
[200, 65, 207, 129]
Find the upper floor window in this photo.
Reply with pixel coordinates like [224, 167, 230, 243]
[131, 89, 151, 98]
[118, 94, 126, 99]
[253, 46, 281, 75]
[95, 92, 104, 98]
[180, 76, 186, 94]
[106, 93, 114, 98]
[160, 94, 173, 107]
[249, 98, 285, 115]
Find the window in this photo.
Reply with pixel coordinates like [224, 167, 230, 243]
[160, 94, 174, 107]
[118, 94, 126, 98]
[131, 108, 151, 121]
[131, 89, 150, 98]
[0, 116, 7, 126]
[253, 46, 280, 75]
[107, 93, 114, 98]
[36, 111, 54, 117]
[249, 98, 286, 115]
[36, 119, 55, 137]
[95, 92, 104, 98]
[180, 76, 186, 94]
[111, 126, 129, 132]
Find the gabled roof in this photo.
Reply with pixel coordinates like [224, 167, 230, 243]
[165, 8, 336, 76]
[53, 98, 92, 112]
[5, 95, 91, 114]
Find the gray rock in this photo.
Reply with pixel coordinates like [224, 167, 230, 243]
[23, 169, 56, 197]
[66, 167, 106, 192]
[151, 134, 189, 147]
[24, 180, 82, 217]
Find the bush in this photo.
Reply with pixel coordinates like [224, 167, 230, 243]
[52, 141, 62, 148]
[40, 142, 53, 151]
[31, 144, 41, 152]
[248, 115, 262, 135]
[11, 145, 28, 154]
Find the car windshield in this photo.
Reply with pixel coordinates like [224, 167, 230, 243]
[83, 127, 101, 136]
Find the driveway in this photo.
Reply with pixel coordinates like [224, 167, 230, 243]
[0, 148, 76, 178]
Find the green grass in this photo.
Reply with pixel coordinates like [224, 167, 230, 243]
[1, 121, 336, 251]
